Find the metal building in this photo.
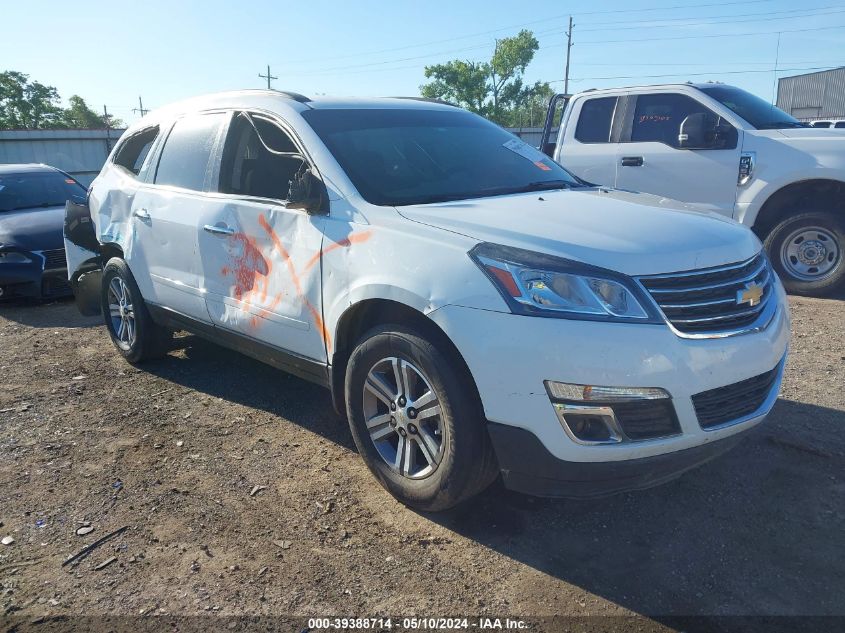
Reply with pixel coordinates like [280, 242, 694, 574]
[0, 128, 125, 186]
[776, 67, 845, 122]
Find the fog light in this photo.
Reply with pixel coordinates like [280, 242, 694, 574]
[544, 381, 669, 402]
[551, 403, 623, 445]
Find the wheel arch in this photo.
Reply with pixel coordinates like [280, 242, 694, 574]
[329, 298, 483, 420]
[752, 178, 845, 238]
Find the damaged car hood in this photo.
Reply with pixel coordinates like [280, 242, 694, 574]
[396, 188, 761, 276]
[0, 205, 66, 251]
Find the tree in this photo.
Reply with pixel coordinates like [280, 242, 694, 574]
[0, 71, 123, 130]
[0, 71, 63, 129]
[62, 95, 123, 129]
[421, 30, 552, 126]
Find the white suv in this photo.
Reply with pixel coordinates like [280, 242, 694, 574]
[65, 90, 790, 510]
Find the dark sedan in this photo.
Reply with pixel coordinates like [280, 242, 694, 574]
[0, 164, 87, 300]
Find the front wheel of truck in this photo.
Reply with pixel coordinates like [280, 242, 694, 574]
[344, 324, 498, 512]
[764, 211, 845, 297]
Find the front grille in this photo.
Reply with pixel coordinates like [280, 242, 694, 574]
[638, 253, 773, 335]
[692, 364, 781, 429]
[42, 275, 72, 297]
[41, 248, 67, 270]
[613, 399, 681, 440]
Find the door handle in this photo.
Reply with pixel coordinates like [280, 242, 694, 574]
[621, 156, 644, 167]
[203, 223, 235, 236]
[133, 208, 151, 220]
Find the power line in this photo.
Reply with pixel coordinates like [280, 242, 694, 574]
[280, 0, 778, 67]
[558, 64, 842, 83]
[572, 22, 845, 45]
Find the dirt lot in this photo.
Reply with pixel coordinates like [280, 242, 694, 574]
[0, 295, 843, 631]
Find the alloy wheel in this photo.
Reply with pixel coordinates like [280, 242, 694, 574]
[108, 277, 136, 350]
[362, 356, 445, 479]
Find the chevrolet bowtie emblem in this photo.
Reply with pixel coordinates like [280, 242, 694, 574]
[737, 282, 764, 307]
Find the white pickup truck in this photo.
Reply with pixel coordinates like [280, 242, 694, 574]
[540, 83, 845, 296]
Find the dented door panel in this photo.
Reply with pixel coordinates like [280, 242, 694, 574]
[199, 199, 328, 362]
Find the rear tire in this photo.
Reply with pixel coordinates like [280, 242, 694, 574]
[345, 324, 498, 511]
[101, 258, 171, 364]
[764, 211, 845, 297]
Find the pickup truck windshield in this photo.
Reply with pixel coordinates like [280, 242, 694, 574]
[699, 86, 808, 130]
[0, 171, 86, 212]
[302, 108, 580, 206]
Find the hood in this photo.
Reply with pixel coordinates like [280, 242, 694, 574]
[0, 205, 66, 252]
[776, 128, 845, 140]
[397, 188, 761, 276]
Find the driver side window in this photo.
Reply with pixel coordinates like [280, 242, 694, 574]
[629, 93, 723, 149]
[217, 112, 305, 200]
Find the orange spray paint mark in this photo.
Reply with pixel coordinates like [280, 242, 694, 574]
[302, 230, 373, 274]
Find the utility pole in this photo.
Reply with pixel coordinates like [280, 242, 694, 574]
[564, 16, 574, 94]
[132, 95, 148, 117]
[259, 64, 278, 89]
[103, 105, 112, 151]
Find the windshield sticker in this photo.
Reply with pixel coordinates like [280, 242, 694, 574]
[503, 138, 554, 171]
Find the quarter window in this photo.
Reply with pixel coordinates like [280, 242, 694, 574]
[113, 126, 159, 176]
[217, 112, 305, 200]
[630, 93, 714, 148]
[155, 113, 226, 191]
[575, 97, 617, 143]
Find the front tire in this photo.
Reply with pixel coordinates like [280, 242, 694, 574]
[764, 211, 845, 296]
[101, 258, 171, 363]
[345, 324, 498, 511]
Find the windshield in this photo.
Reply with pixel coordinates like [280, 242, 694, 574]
[0, 171, 86, 212]
[302, 108, 581, 206]
[699, 85, 808, 130]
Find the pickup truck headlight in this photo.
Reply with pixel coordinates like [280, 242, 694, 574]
[470, 243, 660, 322]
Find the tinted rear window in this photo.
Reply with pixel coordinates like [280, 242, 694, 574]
[0, 171, 86, 212]
[575, 97, 616, 143]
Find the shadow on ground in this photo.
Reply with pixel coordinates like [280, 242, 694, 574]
[138, 333, 845, 620]
[0, 297, 100, 329]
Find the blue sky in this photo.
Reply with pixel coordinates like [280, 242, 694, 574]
[3, 0, 844, 125]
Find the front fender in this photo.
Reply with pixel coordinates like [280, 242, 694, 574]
[64, 200, 102, 316]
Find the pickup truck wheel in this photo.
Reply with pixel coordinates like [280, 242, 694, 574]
[764, 212, 845, 297]
[345, 324, 498, 512]
[101, 258, 171, 363]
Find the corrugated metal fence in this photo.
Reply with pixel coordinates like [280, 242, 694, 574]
[0, 129, 125, 186]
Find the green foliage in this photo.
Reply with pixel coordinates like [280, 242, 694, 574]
[0, 71, 124, 130]
[421, 30, 552, 126]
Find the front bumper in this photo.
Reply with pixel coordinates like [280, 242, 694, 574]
[488, 420, 749, 498]
[428, 282, 790, 485]
[0, 258, 70, 300]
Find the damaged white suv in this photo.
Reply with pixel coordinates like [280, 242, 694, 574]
[65, 90, 790, 510]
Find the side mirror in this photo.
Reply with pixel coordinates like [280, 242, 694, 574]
[678, 112, 717, 149]
[287, 168, 329, 214]
[678, 113, 737, 150]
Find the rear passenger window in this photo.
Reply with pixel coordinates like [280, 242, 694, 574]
[575, 97, 617, 143]
[155, 113, 226, 191]
[217, 112, 305, 200]
[113, 126, 159, 176]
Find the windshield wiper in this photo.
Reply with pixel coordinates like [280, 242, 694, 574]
[503, 180, 574, 194]
[757, 121, 810, 130]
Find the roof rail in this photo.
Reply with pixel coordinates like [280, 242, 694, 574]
[389, 96, 459, 107]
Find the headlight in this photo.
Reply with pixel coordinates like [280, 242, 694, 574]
[0, 251, 32, 264]
[470, 243, 660, 322]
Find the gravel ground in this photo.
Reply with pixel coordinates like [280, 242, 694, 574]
[0, 295, 843, 631]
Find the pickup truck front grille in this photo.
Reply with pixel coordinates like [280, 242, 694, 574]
[692, 363, 781, 429]
[637, 253, 774, 335]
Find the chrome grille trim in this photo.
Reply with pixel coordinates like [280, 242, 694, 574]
[637, 253, 778, 338]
